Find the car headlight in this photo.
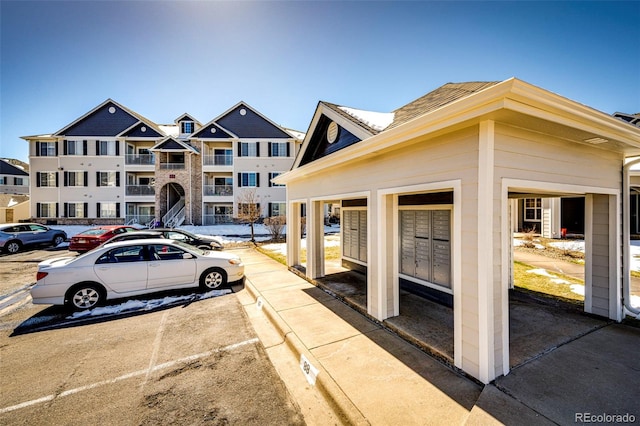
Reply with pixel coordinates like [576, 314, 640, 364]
[228, 258, 241, 265]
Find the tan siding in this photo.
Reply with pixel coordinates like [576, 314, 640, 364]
[590, 194, 611, 316]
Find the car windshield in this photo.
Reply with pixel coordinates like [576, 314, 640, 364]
[80, 229, 109, 236]
[172, 240, 205, 255]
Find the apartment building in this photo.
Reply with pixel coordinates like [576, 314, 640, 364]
[0, 159, 29, 195]
[22, 100, 302, 226]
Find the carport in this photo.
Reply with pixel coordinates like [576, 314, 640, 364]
[274, 78, 640, 383]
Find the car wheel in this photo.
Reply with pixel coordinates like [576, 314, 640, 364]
[52, 235, 65, 246]
[66, 283, 104, 310]
[5, 240, 21, 254]
[200, 268, 227, 290]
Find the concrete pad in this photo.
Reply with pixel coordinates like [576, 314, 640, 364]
[261, 282, 335, 311]
[495, 324, 640, 425]
[466, 384, 555, 425]
[279, 300, 380, 350]
[311, 329, 480, 425]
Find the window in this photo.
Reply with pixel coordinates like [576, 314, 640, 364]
[98, 202, 118, 218]
[64, 140, 86, 155]
[239, 142, 258, 157]
[525, 198, 542, 221]
[269, 172, 284, 187]
[238, 172, 258, 187]
[269, 142, 289, 157]
[269, 202, 286, 217]
[0, 177, 5, 185]
[97, 171, 120, 187]
[64, 171, 88, 187]
[65, 202, 87, 218]
[37, 172, 58, 187]
[96, 140, 118, 156]
[37, 202, 57, 218]
[181, 121, 194, 134]
[238, 203, 260, 216]
[14, 177, 24, 186]
[36, 141, 57, 157]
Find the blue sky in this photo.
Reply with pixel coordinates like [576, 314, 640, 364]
[1, 1, 639, 162]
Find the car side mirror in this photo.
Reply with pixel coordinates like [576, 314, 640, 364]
[182, 253, 194, 259]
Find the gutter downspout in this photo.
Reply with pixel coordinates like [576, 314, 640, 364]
[622, 158, 640, 318]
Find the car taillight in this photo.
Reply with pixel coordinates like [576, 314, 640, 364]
[36, 271, 48, 281]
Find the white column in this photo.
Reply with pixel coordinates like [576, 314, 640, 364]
[287, 201, 301, 267]
[306, 200, 325, 279]
[477, 120, 496, 384]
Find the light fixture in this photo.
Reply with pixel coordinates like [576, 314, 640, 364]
[584, 137, 608, 144]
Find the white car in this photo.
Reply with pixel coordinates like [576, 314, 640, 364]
[31, 239, 244, 310]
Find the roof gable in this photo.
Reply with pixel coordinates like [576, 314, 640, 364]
[191, 122, 236, 139]
[215, 102, 291, 139]
[0, 160, 29, 176]
[122, 122, 164, 138]
[175, 113, 201, 125]
[299, 114, 362, 166]
[150, 138, 199, 153]
[55, 100, 140, 137]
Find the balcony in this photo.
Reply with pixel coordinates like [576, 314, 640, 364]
[126, 185, 155, 196]
[204, 185, 233, 197]
[125, 154, 155, 165]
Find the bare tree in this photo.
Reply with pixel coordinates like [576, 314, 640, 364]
[264, 215, 286, 241]
[236, 189, 261, 243]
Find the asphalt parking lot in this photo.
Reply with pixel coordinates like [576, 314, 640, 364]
[0, 247, 304, 425]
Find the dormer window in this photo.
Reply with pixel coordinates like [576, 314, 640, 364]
[181, 121, 194, 134]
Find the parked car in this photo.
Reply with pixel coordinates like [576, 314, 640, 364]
[101, 228, 223, 251]
[69, 225, 139, 253]
[31, 239, 244, 310]
[152, 228, 224, 251]
[0, 223, 67, 254]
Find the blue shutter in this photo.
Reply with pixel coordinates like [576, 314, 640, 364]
[256, 142, 260, 157]
[55, 172, 59, 187]
[35, 142, 40, 157]
[116, 172, 120, 187]
[36, 203, 41, 217]
[84, 171, 88, 187]
[84, 203, 88, 218]
[63, 172, 68, 187]
[63, 203, 68, 218]
[96, 140, 100, 156]
[63, 140, 68, 155]
[36, 172, 41, 187]
[97, 203, 101, 218]
[268, 142, 272, 157]
[116, 203, 120, 218]
[238, 173, 242, 187]
[286, 142, 291, 157]
[96, 171, 101, 187]
[237, 142, 242, 157]
[83, 140, 88, 155]
[256, 173, 260, 187]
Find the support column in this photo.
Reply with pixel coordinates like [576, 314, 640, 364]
[287, 201, 301, 267]
[476, 120, 496, 384]
[306, 200, 325, 279]
[585, 194, 621, 320]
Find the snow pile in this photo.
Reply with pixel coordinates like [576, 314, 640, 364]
[66, 289, 231, 319]
[526, 268, 570, 284]
[338, 106, 395, 131]
[260, 235, 341, 256]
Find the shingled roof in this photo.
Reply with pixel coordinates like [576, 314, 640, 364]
[321, 81, 501, 135]
[389, 81, 500, 129]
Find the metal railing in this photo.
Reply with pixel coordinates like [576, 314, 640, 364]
[203, 185, 233, 196]
[159, 163, 185, 170]
[125, 154, 155, 165]
[203, 214, 234, 225]
[203, 154, 233, 166]
[125, 215, 155, 225]
[126, 185, 155, 196]
[162, 199, 185, 227]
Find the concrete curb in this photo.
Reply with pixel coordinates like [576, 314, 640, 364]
[242, 277, 369, 425]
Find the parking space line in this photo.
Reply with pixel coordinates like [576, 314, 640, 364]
[0, 337, 259, 414]
[143, 311, 168, 386]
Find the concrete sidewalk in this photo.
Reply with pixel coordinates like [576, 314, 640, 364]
[233, 247, 640, 425]
[233, 248, 537, 424]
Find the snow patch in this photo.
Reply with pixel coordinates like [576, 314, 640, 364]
[66, 289, 231, 319]
[337, 106, 394, 131]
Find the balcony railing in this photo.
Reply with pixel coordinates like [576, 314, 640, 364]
[203, 185, 233, 196]
[160, 163, 185, 170]
[126, 185, 155, 196]
[125, 215, 155, 226]
[125, 154, 155, 165]
[203, 154, 233, 166]
[203, 214, 234, 225]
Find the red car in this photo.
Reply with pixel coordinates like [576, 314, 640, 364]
[69, 225, 139, 253]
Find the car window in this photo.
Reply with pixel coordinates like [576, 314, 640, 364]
[16, 225, 30, 232]
[150, 244, 187, 261]
[96, 245, 147, 264]
[164, 231, 188, 241]
[28, 224, 47, 232]
[2, 226, 17, 233]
